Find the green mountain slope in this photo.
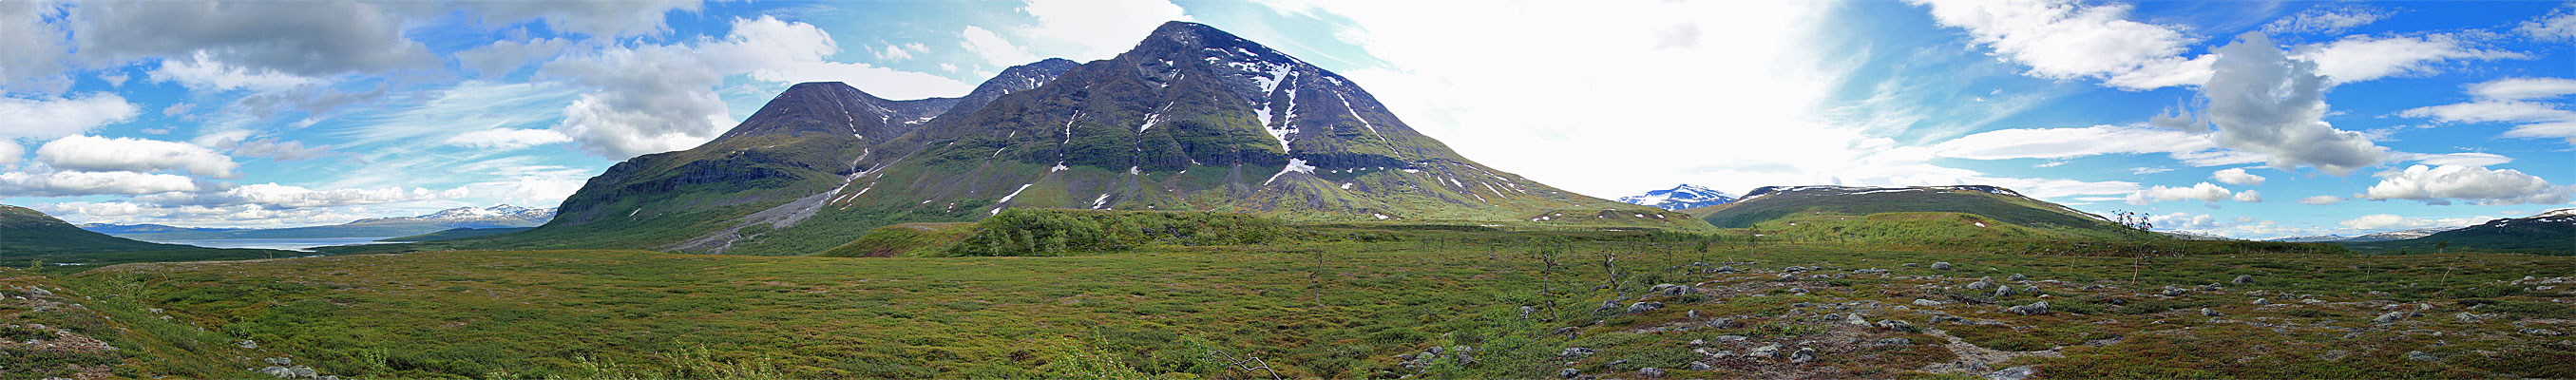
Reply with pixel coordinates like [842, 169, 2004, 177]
[1694, 185, 2143, 239]
[1, 204, 299, 268]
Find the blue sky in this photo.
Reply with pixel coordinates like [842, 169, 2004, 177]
[0, 0, 2569, 239]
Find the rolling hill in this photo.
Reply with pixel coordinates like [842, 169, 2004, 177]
[2342, 209, 2574, 255]
[466, 22, 1672, 256]
[1690, 185, 2146, 239]
[1, 204, 300, 267]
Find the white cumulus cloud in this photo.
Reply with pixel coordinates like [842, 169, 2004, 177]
[2300, 195, 2346, 205]
[1904, 0, 2211, 90]
[2363, 164, 2572, 205]
[2189, 32, 2389, 175]
[2210, 167, 2265, 185]
[33, 135, 239, 177]
[2468, 77, 2576, 101]
[0, 93, 141, 140]
[2261, 6, 2391, 35]
[2127, 181, 2234, 204]
[0, 170, 199, 196]
[2290, 33, 2524, 85]
[446, 128, 573, 149]
[2337, 214, 2493, 231]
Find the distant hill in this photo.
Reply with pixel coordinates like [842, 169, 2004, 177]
[85, 204, 554, 240]
[2343, 209, 2573, 255]
[1693, 185, 2145, 239]
[383, 227, 535, 242]
[1617, 184, 1736, 211]
[2269, 227, 2456, 243]
[2, 204, 299, 267]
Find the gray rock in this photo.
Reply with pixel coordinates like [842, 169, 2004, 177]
[2005, 301, 2050, 315]
[2233, 275, 2254, 284]
[2452, 313, 2499, 323]
[1875, 337, 1913, 346]
[2523, 328, 2566, 336]
[1904, 262, 1918, 267]
[2161, 287, 2188, 296]
[25, 287, 53, 297]
[1560, 369, 1580, 379]
[1688, 361, 1714, 370]
[1749, 344, 1782, 358]
[1713, 334, 1748, 341]
[1878, 319, 1917, 332]
[265, 357, 293, 366]
[1932, 262, 1955, 270]
[1562, 348, 1597, 357]
[2201, 308, 2222, 317]
[237, 340, 258, 349]
[2250, 297, 2268, 306]
[1716, 266, 1739, 273]
[2373, 311, 2409, 324]
[1520, 306, 1536, 318]
[1987, 366, 2038, 380]
[2407, 351, 2438, 362]
[1639, 367, 1666, 378]
[1789, 347, 1817, 363]
[1706, 318, 1741, 329]
[1993, 285, 2016, 297]
[1626, 301, 1664, 314]
[1966, 279, 1996, 291]
[1913, 298, 1944, 307]
[1688, 338, 1708, 347]
[1843, 313, 1871, 326]
[2007, 274, 2028, 281]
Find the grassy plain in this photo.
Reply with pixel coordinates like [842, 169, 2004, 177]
[16, 224, 2569, 379]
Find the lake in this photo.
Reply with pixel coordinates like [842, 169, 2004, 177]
[150, 237, 405, 252]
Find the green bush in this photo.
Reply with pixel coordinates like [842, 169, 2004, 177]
[946, 209, 1291, 256]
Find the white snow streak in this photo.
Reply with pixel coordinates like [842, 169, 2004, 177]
[1263, 158, 1316, 185]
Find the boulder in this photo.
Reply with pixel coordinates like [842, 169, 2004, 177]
[2233, 275, 2253, 284]
[1520, 306, 1536, 318]
[1843, 313, 1871, 326]
[2007, 274, 2028, 281]
[1688, 338, 1708, 347]
[265, 357, 293, 366]
[1789, 347, 1817, 363]
[2201, 308, 2222, 317]
[2250, 298, 2267, 306]
[1993, 285, 2016, 297]
[1659, 284, 1696, 295]
[1988, 366, 2038, 380]
[2407, 351, 2438, 362]
[1706, 318, 1742, 329]
[2005, 301, 2050, 315]
[1932, 262, 1955, 270]
[1878, 319, 1917, 332]
[1748, 344, 1782, 358]
[1966, 280, 1996, 291]
[1716, 266, 1739, 274]
[1561, 348, 1597, 357]
[1639, 367, 1666, 378]
[1913, 298, 1944, 307]
[2522, 328, 2566, 336]
[1626, 302, 1665, 314]
[1688, 361, 1714, 370]
[2373, 311, 2409, 324]
[1875, 337, 1913, 346]
[1560, 369, 1581, 379]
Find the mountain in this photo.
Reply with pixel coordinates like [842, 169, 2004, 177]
[83, 204, 555, 240]
[1692, 185, 2145, 239]
[2269, 227, 2457, 243]
[2156, 231, 2239, 240]
[383, 227, 535, 242]
[479, 21, 1673, 256]
[2, 204, 296, 266]
[1616, 184, 1736, 211]
[2342, 209, 2574, 255]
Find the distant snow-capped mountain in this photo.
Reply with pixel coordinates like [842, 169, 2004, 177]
[2269, 226, 2460, 242]
[355, 204, 555, 224]
[1617, 184, 1737, 211]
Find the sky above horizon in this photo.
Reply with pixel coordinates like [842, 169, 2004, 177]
[0, 0, 2569, 239]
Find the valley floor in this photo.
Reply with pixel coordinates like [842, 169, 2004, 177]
[5, 232, 2571, 379]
